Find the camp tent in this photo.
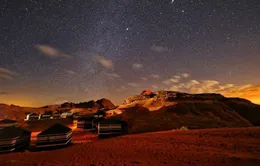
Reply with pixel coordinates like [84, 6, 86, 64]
[97, 118, 127, 136]
[0, 119, 17, 130]
[24, 113, 39, 121]
[77, 116, 97, 130]
[35, 123, 72, 148]
[0, 126, 31, 153]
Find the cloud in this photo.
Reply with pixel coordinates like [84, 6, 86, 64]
[0, 92, 9, 95]
[184, 80, 200, 89]
[35, 44, 70, 57]
[140, 77, 148, 81]
[150, 74, 160, 79]
[170, 78, 180, 83]
[169, 85, 182, 91]
[162, 79, 172, 85]
[103, 72, 121, 78]
[163, 73, 260, 104]
[132, 63, 143, 69]
[66, 70, 76, 75]
[181, 73, 190, 78]
[0, 67, 18, 80]
[0, 73, 13, 80]
[166, 79, 226, 93]
[168, 79, 259, 104]
[213, 84, 234, 91]
[150, 45, 170, 53]
[152, 85, 158, 89]
[127, 83, 140, 87]
[188, 80, 221, 93]
[84, 88, 89, 94]
[93, 55, 113, 69]
[0, 67, 18, 75]
[116, 86, 127, 92]
[162, 75, 181, 85]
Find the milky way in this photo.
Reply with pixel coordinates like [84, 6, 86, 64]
[0, 0, 260, 106]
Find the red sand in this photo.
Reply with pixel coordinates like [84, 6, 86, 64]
[1, 127, 260, 166]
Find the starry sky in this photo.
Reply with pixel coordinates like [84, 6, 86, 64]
[0, 0, 260, 107]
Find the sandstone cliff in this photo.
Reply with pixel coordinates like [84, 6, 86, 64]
[108, 91, 260, 133]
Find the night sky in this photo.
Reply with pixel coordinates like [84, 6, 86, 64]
[0, 0, 260, 107]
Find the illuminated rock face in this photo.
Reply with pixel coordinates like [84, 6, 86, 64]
[124, 90, 227, 105]
[141, 89, 153, 96]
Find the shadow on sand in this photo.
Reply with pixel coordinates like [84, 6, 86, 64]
[98, 134, 124, 139]
[28, 142, 73, 152]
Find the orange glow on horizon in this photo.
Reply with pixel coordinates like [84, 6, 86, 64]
[221, 85, 260, 105]
[1, 88, 260, 107]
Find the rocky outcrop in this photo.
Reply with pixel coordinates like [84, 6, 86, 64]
[74, 100, 96, 108]
[61, 102, 74, 108]
[0, 98, 117, 120]
[124, 91, 226, 105]
[112, 90, 260, 134]
[96, 98, 116, 110]
[123, 95, 150, 104]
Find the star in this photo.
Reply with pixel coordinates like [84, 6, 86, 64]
[0, 0, 259, 106]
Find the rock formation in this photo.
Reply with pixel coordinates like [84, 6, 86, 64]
[108, 90, 260, 133]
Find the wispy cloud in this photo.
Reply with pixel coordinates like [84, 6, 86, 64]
[140, 77, 148, 81]
[168, 79, 221, 93]
[93, 55, 113, 69]
[0, 92, 9, 95]
[162, 75, 182, 85]
[35, 44, 70, 58]
[0, 67, 18, 75]
[152, 85, 158, 89]
[116, 85, 127, 92]
[189, 80, 220, 93]
[214, 84, 234, 91]
[84, 88, 89, 94]
[132, 63, 143, 70]
[104, 72, 121, 78]
[169, 85, 182, 91]
[150, 74, 160, 79]
[162, 79, 172, 85]
[0, 73, 13, 80]
[181, 73, 190, 78]
[66, 70, 76, 75]
[164, 76, 260, 104]
[185, 80, 200, 88]
[0, 67, 18, 80]
[170, 78, 180, 83]
[150, 45, 170, 53]
[127, 83, 140, 87]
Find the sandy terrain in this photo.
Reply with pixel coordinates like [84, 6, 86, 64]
[1, 127, 260, 166]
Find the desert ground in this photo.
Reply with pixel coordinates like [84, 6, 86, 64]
[1, 127, 260, 166]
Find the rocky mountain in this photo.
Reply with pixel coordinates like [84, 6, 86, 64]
[0, 98, 115, 120]
[1, 90, 260, 134]
[96, 98, 116, 110]
[0, 104, 46, 121]
[108, 90, 260, 133]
